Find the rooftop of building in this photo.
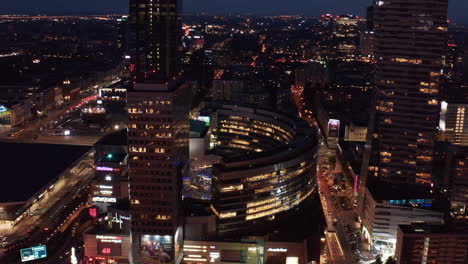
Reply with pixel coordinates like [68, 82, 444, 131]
[95, 129, 127, 147]
[103, 78, 131, 89]
[0, 143, 90, 203]
[190, 119, 209, 138]
[211, 105, 317, 171]
[367, 177, 434, 202]
[97, 152, 127, 165]
[399, 223, 468, 235]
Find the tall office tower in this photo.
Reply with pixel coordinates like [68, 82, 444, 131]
[319, 14, 360, 60]
[127, 81, 189, 264]
[129, 0, 181, 81]
[117, 16, 129, 55]
[127, 0, 189, 263]
[370, 0, 448, 185]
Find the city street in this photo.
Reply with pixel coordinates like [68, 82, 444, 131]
[0, 78, 122, 146]
[316, 139, 374, 264]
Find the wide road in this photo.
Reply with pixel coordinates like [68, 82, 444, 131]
[0, 77, 122, 145]
[316, 139, 357, 264]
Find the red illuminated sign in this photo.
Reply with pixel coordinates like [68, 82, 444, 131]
[89, 208, 97, 218]
[101, 248, 111, 254]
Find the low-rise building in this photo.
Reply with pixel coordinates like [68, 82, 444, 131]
[360, 179, 445, 254]
[182, 240, 310, 264]
[395, 223, 468, 264]
[92, 130, 129, 211]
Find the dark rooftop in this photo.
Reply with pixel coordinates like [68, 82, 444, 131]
[367, 177, 434, 201]
[190, 119, 209, 138]
[97, 152, 127, 164]
[399, 223, 468, 235]
[0, 143, 90, 203]
[95, 129, 127, 146]
[103, 79, 131, 89]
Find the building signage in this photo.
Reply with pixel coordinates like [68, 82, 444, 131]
[92, 197, 117, 203]
[267, 248, 288, 252]
[96, 166, 114, 171]
[20, 245, 47, 262]
[97, 235, 122, 243]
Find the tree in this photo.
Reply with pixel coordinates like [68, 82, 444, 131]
[385, 256, 397, 264]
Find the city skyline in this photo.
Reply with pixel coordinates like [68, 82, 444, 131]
[1, 0, 468, 24]
[0, 0, 467, 262]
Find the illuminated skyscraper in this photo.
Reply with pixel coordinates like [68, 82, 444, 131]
[127, 0, 189, 263]
[369, 0, 448, 185]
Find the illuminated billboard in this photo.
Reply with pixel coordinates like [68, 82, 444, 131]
[0, 105, 11, 125]
[20, 245, 47, 262]
[197, 116, 211, 126]
[328, 119, 340, 138]
[97, 235, 122, 256]
[141, 235, 173, 264]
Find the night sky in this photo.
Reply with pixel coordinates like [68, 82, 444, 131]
[0, 0, 467, 24]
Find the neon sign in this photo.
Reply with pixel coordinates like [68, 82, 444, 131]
[267, 248, 288, 252]
[96, 166, 113, 171]
[92, 197, 116, 203]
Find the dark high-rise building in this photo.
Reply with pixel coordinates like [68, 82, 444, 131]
[127, 67, 190, 264]
[117, 16, 129, 55]
[129, 0, 182, 80]
[369, 0, 448, 185]
[395, 223, 468, 264]
[127, 0, 189, 263]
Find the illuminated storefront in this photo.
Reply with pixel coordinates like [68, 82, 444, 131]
[181, 240, 307, 264]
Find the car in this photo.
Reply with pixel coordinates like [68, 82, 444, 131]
[344, 224, 350, 230]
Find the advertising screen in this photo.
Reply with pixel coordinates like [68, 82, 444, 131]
[98, 241, 122, 256]
[328, 119, 340, 138]
[141, 235, 173, 264]
[20, 245, 47, 262]
[97, 235, 123, 256]
[197, 116, 211, 126]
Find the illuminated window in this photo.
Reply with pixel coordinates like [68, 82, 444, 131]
[394, 58, 422, 64]
[155, 148, 166, 153]
[381, 158, 391, 163]
[255, 186, 273, 194]
[130, 147, 147, 153]
[417, 156, 432, 161]
[156, 215, 172, 220]
[219, 211, 237, 218]
[247, 197, 278, 208]
[220, 184, 243, 192]
[286, 257, 299, 264]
